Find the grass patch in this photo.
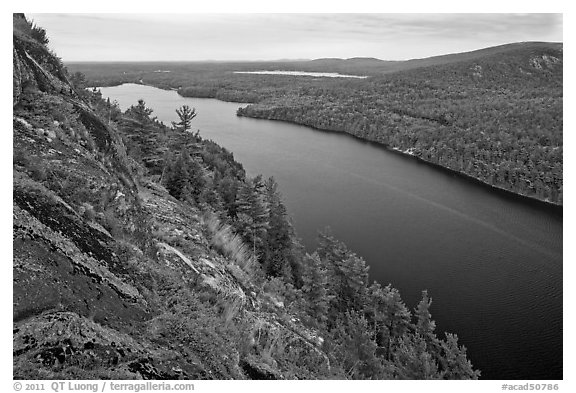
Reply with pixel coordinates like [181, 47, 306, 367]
[203, 213, 256, 273]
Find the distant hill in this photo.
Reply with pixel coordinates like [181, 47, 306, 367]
[299, 42, 563, 75]
[308, 57, 391, 66]
[67, 41, 563, 81]
[236, 41, 563, 204]
[377, 41, 563, 90]
[400, 41, 562, 69]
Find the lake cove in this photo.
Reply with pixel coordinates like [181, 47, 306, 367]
[100, 83, 563, 380]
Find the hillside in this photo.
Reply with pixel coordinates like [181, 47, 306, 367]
[299, 42, 563, 75]
[399, 42, 563, 70]
[236, 42, 563, 205]
[281, 43, 563, 75]
[13, 14, 480, 380]
[69, 41, 562, 205]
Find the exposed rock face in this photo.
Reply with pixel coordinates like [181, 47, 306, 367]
[13, 14, 329, 380]
[530, 54, 562, 70]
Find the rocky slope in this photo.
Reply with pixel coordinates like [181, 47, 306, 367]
[13, 14, 480, 380]
[13, 14, 328, 380]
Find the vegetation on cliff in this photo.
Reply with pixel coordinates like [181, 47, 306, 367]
[14, 14, 479, 380]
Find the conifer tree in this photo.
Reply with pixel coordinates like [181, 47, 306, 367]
[262, 177, 295, 279]
[127, 99, 154, 122]
[316, 230, 369, 314]
[217, 176, 240, 217]
[331, 311, 381, 379]
[301, 253, 330, 327]
[366, 282, 388, 343]
[173, 105, 197, 132]
[164, 149, 207, 204]
[439, 334, 481, 379]
[392, 334, 442, 379]
[235, 176, 270, 259]
[415, 290, 436, 337]
[379, 284, 412, 359]
[70, 71, 87, 89]
[165, 151, 191, 200]
[413, 290, 444, 360]
[343, 253, 370, 310]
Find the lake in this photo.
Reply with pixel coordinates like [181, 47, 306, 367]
[233, 70, 368, 78]
[99, 83, 563, 380]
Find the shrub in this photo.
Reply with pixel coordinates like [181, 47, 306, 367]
[99, 208, 123, 238]
[80, 203, 96, 222]
[147, 290, 247, 379]
[29, 164, 47, 182]
[13, 149, 30, 167]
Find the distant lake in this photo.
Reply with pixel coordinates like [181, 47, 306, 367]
[99, 83, 563, 380]
[233, 70, 368, 78]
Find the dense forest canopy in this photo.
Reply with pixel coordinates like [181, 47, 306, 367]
[70, 41, 563, 205]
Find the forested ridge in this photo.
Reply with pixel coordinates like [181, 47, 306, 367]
[70, 41, 563, 205]
[237, 44, 563, 204]
[14, 14, 479, 380]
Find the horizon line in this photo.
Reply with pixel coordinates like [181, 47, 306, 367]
[61, 40, 563, 64]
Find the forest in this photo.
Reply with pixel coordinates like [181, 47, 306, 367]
[70, 41, 563, 205]
[102, 92, 481, 379]
[66, 73, 480, 378]
[12, 12, 481, 376]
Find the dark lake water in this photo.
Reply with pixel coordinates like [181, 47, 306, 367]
[100, 83, 563, 380]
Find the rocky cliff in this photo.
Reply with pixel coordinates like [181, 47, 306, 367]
[12, 14, 328, 380]
[13, 14, 480, 380]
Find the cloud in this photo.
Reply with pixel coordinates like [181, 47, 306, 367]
[28, 13, 563, 61]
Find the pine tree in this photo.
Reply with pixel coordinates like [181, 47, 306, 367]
[317, 228, 348, 264]
[439, 333, 480, 379]
[235, 177, 270, 260]
[316, 229, 350, 316]
[163, 150, 207, 204]
[165, 152, 191, 200]
[216, 176, 240, 217]
[173, 105, 197, 132]
[301, 253, 330, 327]
[262, 177, 295, 279]
[413, 289, 444, 360]
[331, 311, 382, 379]
[185, 156, 208, 201]
[374, 284, 412, 360]
[127, 99, 154, 122]
[70, 71, 87, 89]
[343, 253, 370, 310]
[366, 282, 388, 343]
[415, 290, 436, 337]
[316, 229, 369, 314]
[392, 334, 442, 379]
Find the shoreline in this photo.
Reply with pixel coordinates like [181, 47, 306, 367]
[93, 82, 563, 214]
[235, 110, 563, 215]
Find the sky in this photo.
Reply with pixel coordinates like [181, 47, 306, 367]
[26, 13, 563, 62]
